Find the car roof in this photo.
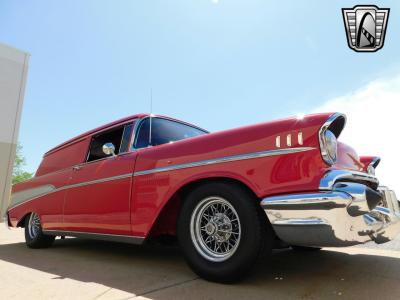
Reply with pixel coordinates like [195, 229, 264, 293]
[44, 113, 207, 156]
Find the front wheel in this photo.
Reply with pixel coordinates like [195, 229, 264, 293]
[24, 213, 55, 248]
[177, 182, 273, 283]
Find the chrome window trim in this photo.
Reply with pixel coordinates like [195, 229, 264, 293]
[131, 116, 149, 150]
[43, 230, 145, 245]
[85, 121, 135, 163]
[8, 146, 315, 212]
[131, 116, 209, 150]
[118, 123, 134, 154]
[318, 113, 346, 165]
[75, 150, 135, 170]
[129, 117, 143, 151]
[36, 117, 203, 178]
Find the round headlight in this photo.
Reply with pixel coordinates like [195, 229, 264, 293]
[323, 130, 337, 164]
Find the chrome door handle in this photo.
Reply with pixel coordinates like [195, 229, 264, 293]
[72, 166, 82, 171]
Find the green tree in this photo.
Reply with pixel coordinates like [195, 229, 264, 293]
[12, 144, 33, 184]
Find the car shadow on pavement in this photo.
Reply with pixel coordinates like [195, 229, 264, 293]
[1, 238, 400, 299]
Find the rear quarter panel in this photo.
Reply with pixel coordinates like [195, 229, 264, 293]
[8, 168, 71, 230]
[8, 136, 90, 229]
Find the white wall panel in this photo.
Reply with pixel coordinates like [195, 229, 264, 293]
[0, 43, 29, 219]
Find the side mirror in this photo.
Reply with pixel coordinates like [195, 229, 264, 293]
[102, 143, 116, 156]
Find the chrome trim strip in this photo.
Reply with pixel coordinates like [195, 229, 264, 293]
[262, 191, 351, 205]
[8, 147, 315, 211]
[273, 218, 328, 225]
[319, 169, 379, 190]
[133, 147, 315, 177]
[43, 230, 145, 245]
[363, 214, 379, 225]
[8, 173, 133, 211]
[373, 206, 391, 216]
[59, 173, 132, 191]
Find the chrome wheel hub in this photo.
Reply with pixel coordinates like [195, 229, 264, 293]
[206, 213, 233, 242]
[190, 196, 241, 262]
[28, 213, 41, 239]
[205, 222, 217, 235]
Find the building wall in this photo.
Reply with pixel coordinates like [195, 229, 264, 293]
[0, 44, 29, 219]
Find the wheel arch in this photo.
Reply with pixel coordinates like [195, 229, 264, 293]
[16, 212, 32, 228]
[148, 176, 265, 238]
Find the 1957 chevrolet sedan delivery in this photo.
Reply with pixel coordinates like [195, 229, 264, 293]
[5, 112, 400, 282]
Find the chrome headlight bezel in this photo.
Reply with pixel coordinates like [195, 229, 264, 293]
[320, 129, 337, 165]
[318, 113, 346, 166]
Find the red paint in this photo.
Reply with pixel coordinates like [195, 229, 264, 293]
[62, 152, 137, 235]
[8, 113, 369, 239]
[359, 156, 380, 172]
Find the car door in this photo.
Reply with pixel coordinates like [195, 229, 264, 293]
[63, 122, 137, 235]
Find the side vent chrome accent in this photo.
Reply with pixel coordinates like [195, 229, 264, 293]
[276, 136, 281, 148]
[286, 134, 292, 147]
[298, 132, 303, 145]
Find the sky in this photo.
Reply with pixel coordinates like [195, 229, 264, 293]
[0, 0, 399, 191]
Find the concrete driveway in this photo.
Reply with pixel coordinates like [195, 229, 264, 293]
[1, 225, 400, 300]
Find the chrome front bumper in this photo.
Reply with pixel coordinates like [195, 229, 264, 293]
[261, 171, 400, 247]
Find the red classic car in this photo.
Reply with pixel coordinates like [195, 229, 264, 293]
[5, 112, 400, 282]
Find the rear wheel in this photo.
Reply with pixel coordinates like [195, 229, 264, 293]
[177, 182, 273, 283]
[24, 213, 55, 248]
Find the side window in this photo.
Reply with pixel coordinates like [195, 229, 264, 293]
[134, 118, 206, 149]
[87, 123, 133, 162]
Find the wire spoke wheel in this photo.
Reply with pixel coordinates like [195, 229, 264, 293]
[190, 196, 241, 262]
[28, 213, 41, 239]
